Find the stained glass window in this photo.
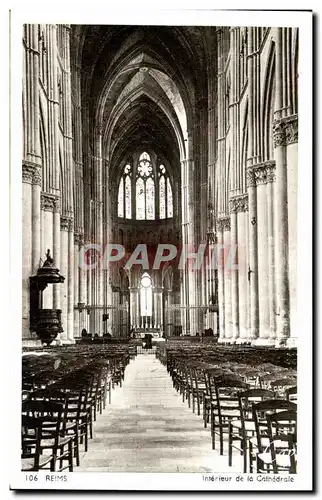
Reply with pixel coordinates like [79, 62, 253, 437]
[118, 177, 124, 217]
[167, 179, 173, 218]
[118, 164, 132, 219]
[146, 178, 155, 220]
[125, 176, 132, 219]
[136, 177, 145, 220]
[118, 155, 173, 221]
[159, 176, 166, 219]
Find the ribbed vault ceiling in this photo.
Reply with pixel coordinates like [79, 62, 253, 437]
[71, 25, 208, 181]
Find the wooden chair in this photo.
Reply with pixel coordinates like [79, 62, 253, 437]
[228, 389, 275, 472]
[251, 399, 297, 473]
[208, 373, 248, 454]
[190, 363, 207, 416]
[29, 388, 82, 466]
[21, 416, 53, 471]
[257, 410, 297, 473]
[22, 400, 73, 472]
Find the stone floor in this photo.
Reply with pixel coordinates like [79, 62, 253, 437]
[78, 354, 243, 473]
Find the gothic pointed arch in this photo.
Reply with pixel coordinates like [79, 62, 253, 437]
[261, 41, 276, 161]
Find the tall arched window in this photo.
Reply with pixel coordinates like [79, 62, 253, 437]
[117, 152, 174, 220]
[125, 175, 132, 219]
[118, 163, 132, 218]
[167, 178, 173, 217]
[136, 177, 145, 220]
[146, 177, 155, 219]
[159, 175, 166, 219]
[158, 164, 173, 219]
[135, 151, 155, 220]
[118, 178, 124, 217]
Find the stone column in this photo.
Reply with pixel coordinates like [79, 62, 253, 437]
[41, 193, 54, 309]
[266, 162, 277, 340]
[129, 287, 139, 330]
[229, 200, 239, 340]
[216, 221, 225, 340]
[273, 119, 290, 341]
[114, 291, 121, 336]
[22, 24, 41, 341]
[254, 163, 270, 342]
[165, 291, 173, 338]
[22, 165, 33, 338]
[60, 217, 69, 342]
[273, 27, 291, 343]
[73, 231, 80, 338]
[53, 197, 61, 309]
[285, 116, 298, 342]
[78, 233, 86, 332]
[67, 218, 74, 342]
[32, 167, 42, 272]
[238, 209, 248, 340]
[223, 217, 232, 339]
[246, 167, 259, 339]
[230, 195, 249, 340]
[181, 157, 192, 335]
[153, 287, 163, 329]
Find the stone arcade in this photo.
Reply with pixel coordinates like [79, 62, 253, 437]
[22, 25, 298, 347]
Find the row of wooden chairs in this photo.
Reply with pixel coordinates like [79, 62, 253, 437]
[22, 345, 135, 471]
[162, 349, 297, 474]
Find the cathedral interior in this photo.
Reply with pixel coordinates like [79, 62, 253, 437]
[22, 25, 298, 347]
[20, 23, 300, 476]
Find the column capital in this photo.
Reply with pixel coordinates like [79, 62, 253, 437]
[246, 167, 256, 188]
[247, 161, 276, 186]
[41, 192, 59, 212]
[229, 194, 249, 213]
[273, 114, 298, 148]
[74, 228, 84, 245]
[22, 160, 42, 186]
[253, 161, 276, 185]
[60, 216, 73, 232]
[283, 114, 298, 145]
[33, 167, 42, 186]
[217, 216, 231, 232]
[273, 119, 285, 148]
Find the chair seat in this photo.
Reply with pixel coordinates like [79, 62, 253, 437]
[249, 436, 289, 449]
[42, 421, 76, 432]
[231, 420, 256, 432]
[41, 436, 72, 448]
[21, 454, 52, 471]
[219, 410, 240, 417]
[258, 452, 296, 468]
[66, 411, 89, 420]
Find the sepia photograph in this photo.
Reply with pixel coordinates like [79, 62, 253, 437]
[7, 6, 313, 492]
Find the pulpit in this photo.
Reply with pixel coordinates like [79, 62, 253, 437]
[29, 250, 65, 345]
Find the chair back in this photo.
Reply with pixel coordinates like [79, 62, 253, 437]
[22, 400, 63, 448]
[21, 415, 42, 470]
[252, 399, 297, 452]
[266, 410, 297, 473]
[238, 389, 276, 427]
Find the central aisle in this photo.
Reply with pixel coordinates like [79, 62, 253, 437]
[78, 354, 240, 473]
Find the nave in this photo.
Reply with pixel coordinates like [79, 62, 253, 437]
[22, 341, 297, 475]
[77, 354, 238, 473]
